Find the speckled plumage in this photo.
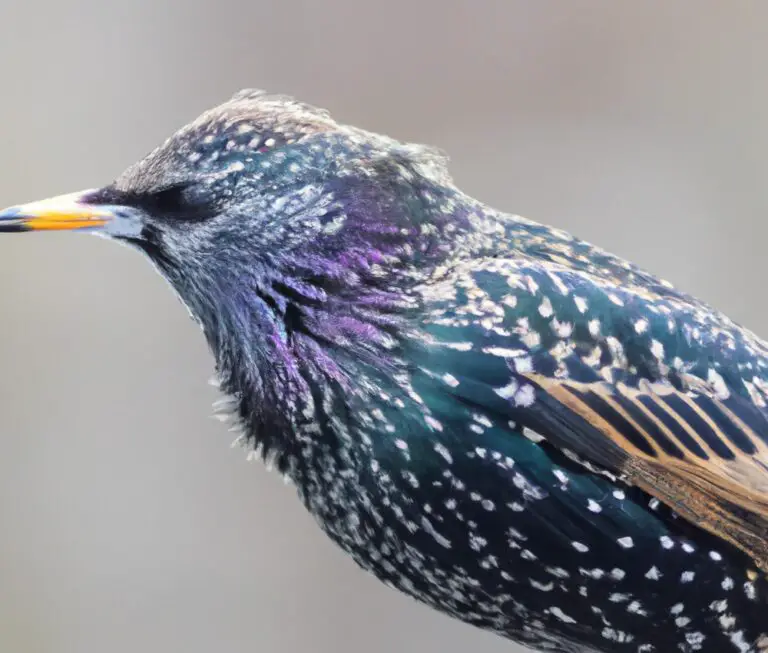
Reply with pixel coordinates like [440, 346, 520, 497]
[2, 90, 767, 653]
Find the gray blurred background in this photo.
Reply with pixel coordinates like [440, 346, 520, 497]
[0, 2, 766, 652]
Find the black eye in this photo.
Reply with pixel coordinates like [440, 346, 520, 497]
[153, 184, 189, 213]
[145, 182, 214, 221]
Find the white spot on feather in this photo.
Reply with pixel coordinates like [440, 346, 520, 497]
[495, 380, 519, 399]
[514, 357, 534, 373]
[441, 373, 459, 387]
[424, 416, 443, 432]
[539, 296, 554, 318]
[549, 607, 576, 624]
[522, 331, 541, 348]
[421, 517, 452, 548]
[645, 566, 661, 580]
[708, 368, 730, 399]
[445, 341, 473, 351]
[650, 339, 664, 359]
[434, 443, 452, 464]
[552, 319, 573, 338]
[514, 384, 536, 407]
[483, 347, 527, 358]
[523, 427, 545, 443]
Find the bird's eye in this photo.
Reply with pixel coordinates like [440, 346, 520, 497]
[152, 184, 195, 213]
[152, 184, 189, 213]
[146, 182, 214, 220]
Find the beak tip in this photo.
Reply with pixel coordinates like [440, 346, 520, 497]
[0, 207, 30, 232]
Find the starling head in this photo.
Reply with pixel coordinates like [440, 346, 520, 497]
[0, 88, 451, 252]
[0, 89, 458, 465]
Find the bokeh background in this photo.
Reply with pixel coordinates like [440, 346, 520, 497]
[0, 2, 766, 652]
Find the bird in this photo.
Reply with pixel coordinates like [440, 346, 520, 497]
[0, 89, 766, 653]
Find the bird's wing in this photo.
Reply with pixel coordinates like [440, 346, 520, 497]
[416, 254, 768, 571]
[520, 370, 768, 572]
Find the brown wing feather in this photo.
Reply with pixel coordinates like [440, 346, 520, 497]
[526, 372, 768, 572]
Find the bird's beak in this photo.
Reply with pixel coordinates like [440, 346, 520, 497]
[0, 189, 119, 233]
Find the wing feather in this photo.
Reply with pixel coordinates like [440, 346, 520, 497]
[522, 371, 768, 571]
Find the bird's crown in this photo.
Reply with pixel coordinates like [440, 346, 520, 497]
[114, 89, 453, 197]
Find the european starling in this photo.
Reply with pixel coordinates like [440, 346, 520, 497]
[0, 90, 766, 653]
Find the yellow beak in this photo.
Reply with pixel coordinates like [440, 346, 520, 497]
[0, 189, 115, 232]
